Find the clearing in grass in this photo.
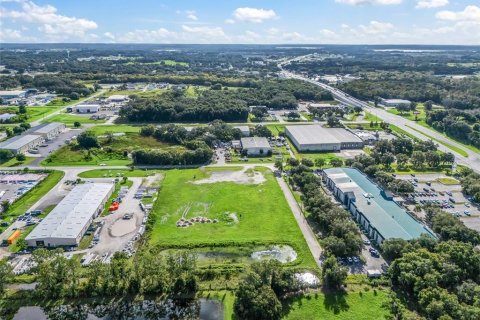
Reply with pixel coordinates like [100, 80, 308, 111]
[149, 166, 316, 268]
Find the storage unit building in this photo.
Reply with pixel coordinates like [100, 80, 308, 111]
[30, 122, 66, 140]
[285, 125, 364, 152]
[241, 137, 272, 156]
[322, 167, 435, 244]
[26, 183, 114, 247]
[0, 134, 44, 154]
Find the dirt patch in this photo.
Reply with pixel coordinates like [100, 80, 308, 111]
[141, 173, 163, 188]
[192, 168, 266, 185]
[109, 216, 138, 237]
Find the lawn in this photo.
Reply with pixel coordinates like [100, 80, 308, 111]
[42, 113, 106, 126]
[0, 157, 36, 167]
[78, 169, 157, 178]
[88, 124, 143, 135]
[0, 170, 64, 233]
[26, 107, 61, 122]
[266, 124, 286, 136]
[282, 288, 391, 320]
[149, 167, 317, 268]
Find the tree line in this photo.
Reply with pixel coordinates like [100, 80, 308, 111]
[426, 109, 480, 148]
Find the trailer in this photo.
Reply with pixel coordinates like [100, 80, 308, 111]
[7, 230, 21, 244]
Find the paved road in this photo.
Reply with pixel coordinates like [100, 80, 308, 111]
[279, 65, 480, 173]
[276, 176, 322, 269]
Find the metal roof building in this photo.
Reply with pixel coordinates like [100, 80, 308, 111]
[322, 167, 435, 244]
[286, 125, 363, 152]
[0, 134, 44, 154]
[26, 183, 114, 247]
[30, 122, 65, 140]
[241, 137, 272, 156]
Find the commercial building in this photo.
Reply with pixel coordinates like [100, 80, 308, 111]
[0, 90, 26, 101]
[234, 126, 250, 137]
[381, 98, 411, 108]
[30, 122, 65, 140]
[73, 104, 100, 113]
[322, 167, 435, 244]
[241, 137, 272, 156]
[106, 95, 129, 103]
[26, 183, 114, 247]
[0, 134, 44, 154]
[285, 125, 364, 152]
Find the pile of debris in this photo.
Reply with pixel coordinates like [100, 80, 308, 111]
[176, 216, 218, 228]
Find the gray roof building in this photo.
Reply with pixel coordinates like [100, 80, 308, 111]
[323, 167, 435, 244]
[0, 134, 44, 154]
[286, 125, 363, 152]
[241, 137, 271, 156]
[30, 122, 65, 139]
[26, 183, 114, 247]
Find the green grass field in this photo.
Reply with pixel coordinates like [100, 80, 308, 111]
[0, 157, 36, 167]
[88, 124, 142, 135]
[149, 167, 316, 268]
[0, 171, 64, 233]
[26, 107, 61, 122]
[283, 288, 391, 320]
[42, 113, 106, 126]
[78, 169, 157, 178]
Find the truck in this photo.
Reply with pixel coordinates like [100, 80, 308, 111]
[7, 230, 21, 244]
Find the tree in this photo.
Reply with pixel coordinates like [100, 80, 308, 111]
[251, 107, 268, 120]
[327, 116, 341, 127]
[396, 153, 410, 170]
[411, 151, 425, 168]
[0, 149, 13, 162]
[315, 158, 326, 168]
[251, 125, 272, 138]
[0, 258, 13, 297]
[424, 100, 433, 111]
[301, 158, 314, 167]
[234, 282, 282, 320]
[73, 121, 81, 128]
[381, 152, 395, 168]
[274, 160, 283, 172]
[16, 153, 26, 162]
[330, 158, 343, 167]
[1, 200, 10, 214]
[18, 105, 27, 114]
[409, 101, 418, 112]
[441, 152, 455, 165]
[77, 132, 99, 149]
[322, 255, 348, 289]
[425, 151, 441, 168]
[69, 92, 80, 100]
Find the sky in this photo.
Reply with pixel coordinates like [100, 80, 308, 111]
[0, 0, 479, 45]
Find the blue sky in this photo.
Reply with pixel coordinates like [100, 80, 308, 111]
[0, 0, 479, 44]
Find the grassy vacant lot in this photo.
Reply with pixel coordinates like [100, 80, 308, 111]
[43, 131, 178, 166]
[283, 288, 391, 320]
[42, 113, 106, 126]
[149, 167, 316, 268]
[88, 124, 142, 135]
[78, 168, 156, 178]
[26, 107, 60, 122]
[0, 171, 64, 233]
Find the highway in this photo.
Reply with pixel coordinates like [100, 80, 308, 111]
[279, 65, 480, 174]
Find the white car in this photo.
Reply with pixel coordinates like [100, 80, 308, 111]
[464, 210, 471, 216]
[99, 163, 106, 166]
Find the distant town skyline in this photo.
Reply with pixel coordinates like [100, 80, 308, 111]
[0, 0, 479, 45]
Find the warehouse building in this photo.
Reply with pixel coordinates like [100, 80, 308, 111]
[30, 122, 66, 140]
[241, 137, 272, 156]
[106, 95, 129, 103]
[26, 183, 114, 248]
[0, 134, 44, 154]
[381, 98, 411, 108]
[285, 125, 363, 152]
[322, 167, 435, 244]
[73, 104, 100, 113]
[0, 90, 26, 101]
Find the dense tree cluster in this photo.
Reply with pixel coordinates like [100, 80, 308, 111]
[458, 169, 480, 203]
[132, 148, 212, 166]
[287, 163, 362, 257]
[426, 208, 480, 245]
[234, 260, 300, 320]
[29, 248, 198, 300]
[426, 109, 480, 148]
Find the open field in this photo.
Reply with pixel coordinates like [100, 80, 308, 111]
[88, 124, 143, 135]
[42, 113, 106, 126]
[283, 287, 391, 320]
[78, 168, 156, 178]
[149, 167, 316, 268]
[0, 170, 64, 233]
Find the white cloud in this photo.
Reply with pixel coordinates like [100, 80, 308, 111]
[118, 28, 177, 43]
[281, 32, 312, 42]
[266, 27, 279, 35]
[436, 5, 480, 22]
[224, 19, 235, 24]
[177, 10, 198, 21]
[319, 29, 338, 39]
[103, 32, 115, 40]
[0, 28, 22, 41]
[415, 0, 448, 9]
[335, 0, 402, 5]
[181, 25, 230, 42]
[358, 20, 394, 34]
[232, 7, 277, 23]
[0, 0, 97, 39]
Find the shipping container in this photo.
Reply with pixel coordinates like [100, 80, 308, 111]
[7, 230, 21, 244]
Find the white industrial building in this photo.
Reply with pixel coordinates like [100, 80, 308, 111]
[73, 104, 100, 113]
[241, 137, 272, 155]
[0, 90, 26, 101]
[26, 183, 114, 248]
[234, 126, 250, 137]
[381, 99, 411, 108]
[0, 134, 44, 154]
[285, 125, 364, 152]
[30, 122, 66, 140]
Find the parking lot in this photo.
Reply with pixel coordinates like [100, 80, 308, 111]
[397, 173, 480, 227]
